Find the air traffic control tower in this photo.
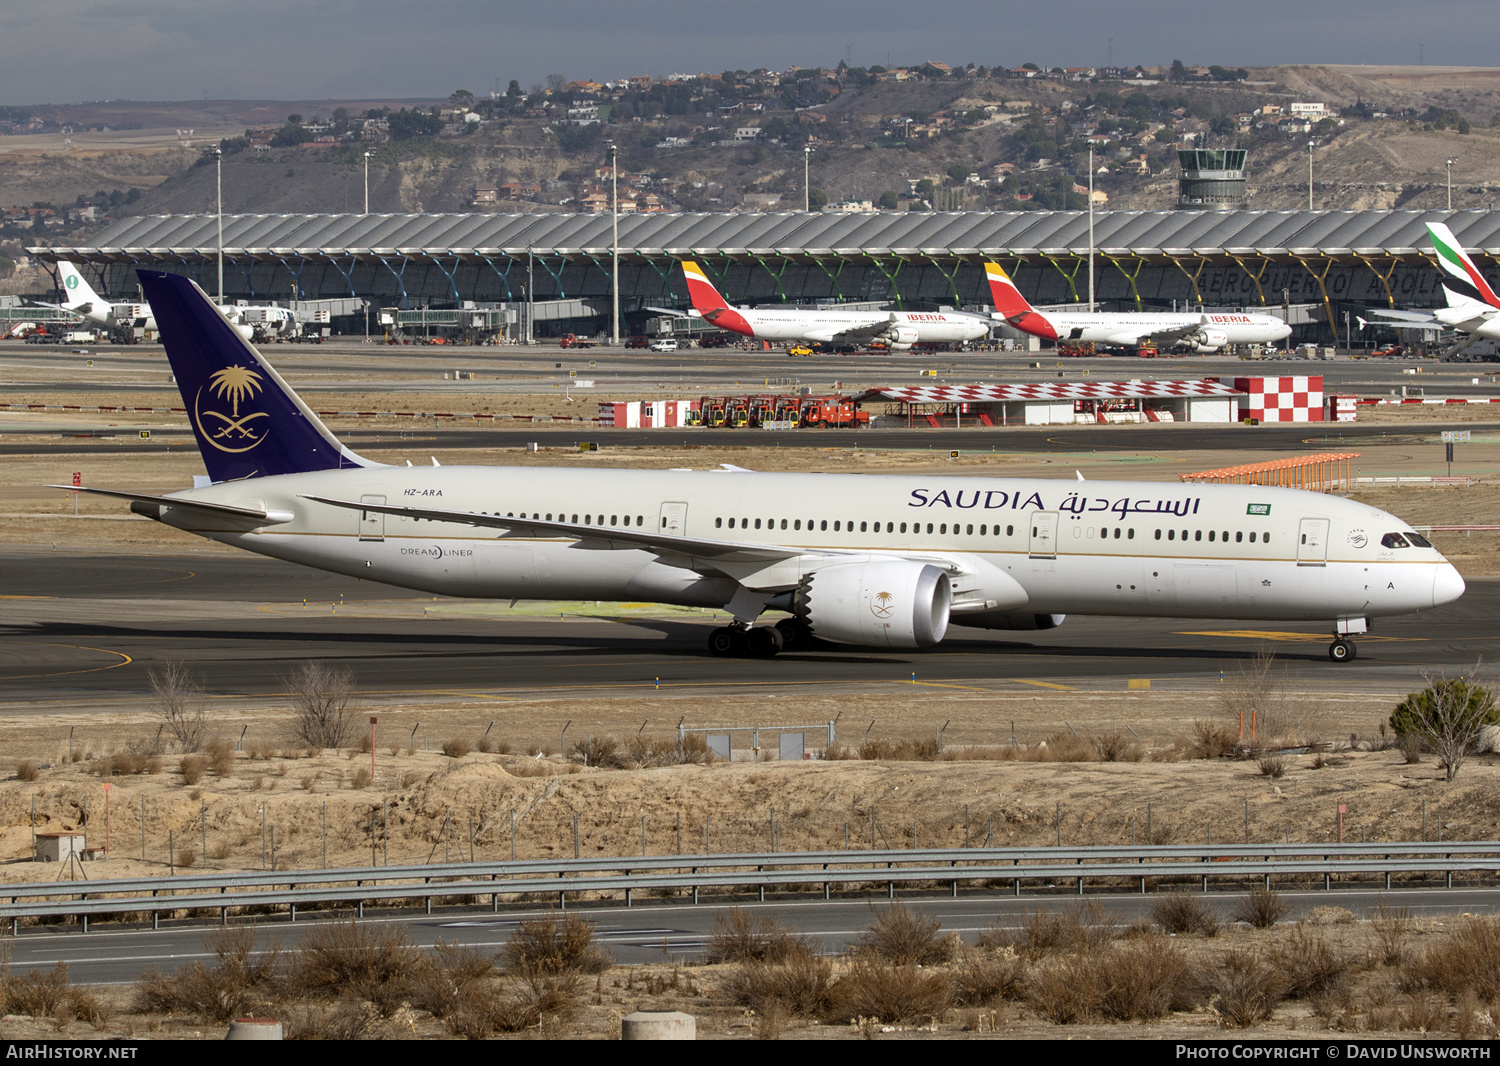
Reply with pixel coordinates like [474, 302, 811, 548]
[1177, 148, 1248, 209]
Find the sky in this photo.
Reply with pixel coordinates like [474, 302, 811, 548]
[3, 0, 1496, 105]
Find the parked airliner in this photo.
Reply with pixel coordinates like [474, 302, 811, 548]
[661, 261, 991, 349]
[63, 271, 1462, 663]
[1365, 223, 1500, 359]
[52, 261, 295, 342]
[985, 262, 1293, 352]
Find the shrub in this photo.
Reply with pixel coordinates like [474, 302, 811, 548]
[206, 737, 235, 777]
[179, 754, 205, 785]
[150, 660, 207, 753]
[1205, 949, 1285, 1028]
[441, 738, 472, 759]
[1271, 925, 1354, 999]
[854, 902, 955, 966]
[350, 768, 372, 790]
[1191, 720, 1236, 759]
[5, 962, 73, 1017]
[951, 946, 1026, 1005]
[706, 909, 803, 964]
[1092, 732, 1143, 762]
[175, 847, 197, 870]
[500, 914, 610, 975]
[1401, 915, 1500, 1000]
[1151, 891, 1220, 935]
[1092, 938, 1193, 1021]
[1390, 673, 1499, 782]
[1257, 755, 1286, 779]
[721, 942, 834, 1018]
[287, 921, 422, 1014]
[825, 958, 952, 1024]
[285, 662, 359, 750]
[1025, 954, 1098, 1024]
[1234, 886, 1290, 929]
[981, 902, 1116, 961]
[1368, 899, 1413, 966]
[569, 735, 624, 768]
[410, 940, 496, 1018]
[15, 760, 38, 782]
[447, 971, 579, 1037]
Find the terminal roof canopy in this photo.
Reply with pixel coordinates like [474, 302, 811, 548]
[39, 208, 1500, 262]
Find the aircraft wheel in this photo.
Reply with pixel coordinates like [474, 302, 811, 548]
[745, 626, 783, 659]
[707, 627, 740, 657]
[1328, 639, 1356, 663]
[775, 618, 811, 651]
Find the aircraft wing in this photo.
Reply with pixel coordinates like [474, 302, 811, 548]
[299, 493, 858, 590]
[1367, 309, 1441, 324]
[49, 486, 295, 523]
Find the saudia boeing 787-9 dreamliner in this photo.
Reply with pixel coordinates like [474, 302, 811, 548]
[61, 271, 1463, 663]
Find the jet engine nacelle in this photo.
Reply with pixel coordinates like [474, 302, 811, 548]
[882, 325, 919, 350]
[795, 560, 951, 647]
[1189, 327, 1229, 353]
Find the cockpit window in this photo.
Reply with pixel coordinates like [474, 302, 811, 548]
[1405, 532, 1433, 548]
[1381, 533, 1410, 549]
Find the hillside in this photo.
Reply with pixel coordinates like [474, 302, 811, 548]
[5, 64, 1500, 283]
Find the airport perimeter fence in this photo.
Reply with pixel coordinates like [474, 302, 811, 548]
[16, 783, 1483, 893]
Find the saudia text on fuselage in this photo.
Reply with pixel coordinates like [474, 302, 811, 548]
[907, 488, 1204, 520]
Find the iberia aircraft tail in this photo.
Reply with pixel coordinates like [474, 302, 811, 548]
[1428, 222, 1500, 310]
[680, 262, 753, 335]
[982, 261, 1058, 341]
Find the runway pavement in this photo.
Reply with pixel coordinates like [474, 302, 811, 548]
[0, 549, 1487, 713]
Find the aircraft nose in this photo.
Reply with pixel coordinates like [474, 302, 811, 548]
[1433, 563, 1466, 607]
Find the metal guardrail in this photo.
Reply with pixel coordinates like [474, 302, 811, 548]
[4, 842, 1495, 931]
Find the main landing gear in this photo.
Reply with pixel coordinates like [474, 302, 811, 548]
[707, 619, 813, 659]
[1328, 638, 1358, 663]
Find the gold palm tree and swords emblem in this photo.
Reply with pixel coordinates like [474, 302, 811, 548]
[871, 590, 896, 618]
[194, 366, 270, 453]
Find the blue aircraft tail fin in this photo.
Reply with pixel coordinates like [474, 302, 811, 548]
[137, 270, 371, 482]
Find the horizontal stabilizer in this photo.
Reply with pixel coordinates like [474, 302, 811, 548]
[48, 485, 294, 523]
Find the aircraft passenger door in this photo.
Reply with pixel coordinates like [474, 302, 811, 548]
[358, 495, 386, 542]
[659, 501, 688, 537]
[1297, 517, 1330, 567]
[1028, 511, 1059, 559]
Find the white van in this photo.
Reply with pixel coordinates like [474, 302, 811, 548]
[649, 338, 678, 352]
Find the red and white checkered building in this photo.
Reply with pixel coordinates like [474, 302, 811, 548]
[1233, 376, 1324, 423]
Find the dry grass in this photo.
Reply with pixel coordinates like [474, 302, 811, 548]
[14, 760, 38, 782]
[499, 914, 611, 975]
[1188, 720, 1238, 760]
[1257, 755, 1287, 778]
[409, 940, 497, 1019]
[179, 754, 205, 785]
[854, 902, 955, 966]
[134, 926, 280, 1023]
[446, 971, 580, 1037]
[441, 738, 472, 759]
[951, 946, 1027, 1006]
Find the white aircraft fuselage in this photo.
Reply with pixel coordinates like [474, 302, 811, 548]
[711, 307, 991, 347]
[1022, 310, 1294, 351]
[146, 466, 1460, 630]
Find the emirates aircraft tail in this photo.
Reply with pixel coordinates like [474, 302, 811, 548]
[1428, 223, 1500, 310]
[983, 262, 1058, 340]
[680, 262, 752, 335]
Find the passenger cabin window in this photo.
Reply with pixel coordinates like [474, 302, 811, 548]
[1382, 533, 1411, 549]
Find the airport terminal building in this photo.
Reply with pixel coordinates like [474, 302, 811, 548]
[33, 208, 1500, 345]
